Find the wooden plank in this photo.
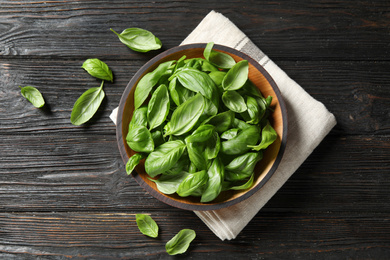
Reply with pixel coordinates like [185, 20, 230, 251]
[0, 211, 388, 259]
[0, 134, 388, 212]
[1, 59, 389, 134]
[0, 1, 389, 61]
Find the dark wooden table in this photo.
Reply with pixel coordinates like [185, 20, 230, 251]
[1, 1, 389, 259]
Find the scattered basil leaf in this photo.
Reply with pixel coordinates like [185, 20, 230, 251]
[248, 121, 278, 151]
[82, 58, 113, 82]
[110, 28, 162, 52]
[70, 81, 105, 125]
[222, 90, 247, 113]
[220, 128, 239, 140]
[144, 140, 186, 177]
[134, 60, 175, 109]
[165, 229, 196, 255]
[19, 86, 45, 108]
[136, 214, 159, 238]
[147, 84, 170, 130]
[126, 153, 145, 175]
[222, 60, 249, 91]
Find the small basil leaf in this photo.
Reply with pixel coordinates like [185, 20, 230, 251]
[136, 214, 159, 238]
[225, 152, 263, 181]
[81, 58, 113, 82]
[201, 110, 235, 133]
[174, 55, 187, 72]
[151, 130, 165, 148]
[187, 142, 208, 171]
[227, 174, 255, 191]
[245, 96, 261, 124]
[168, 77, 195, 106]
[232, 118, 251, 130]
[149, 171, 190, 194]
[19, 86, 45, 108]
[175, 68, 215, 101]
[165, 93, 205, 136]
[201, 60, 219, 72]
[165, 229, 196, 256]
[70, 81, 105, 125]
[203, 42, 236, 70]
[208, 71, 226, 87]
[220, 128, 239, 140]
[144, 140, 186, 177]
[110, 28, 162, 52]
[222, 60, 249, 91]
[185, 124, 215, 143]
[177, 170, 208, 197]
[205, 131, 221, 160]
[248, 121, 278, 151]
[201, 157, 224, 203]
[221, 125, 260, 155]
[134, 60, 175, 109]
[164, 154, 189, 175]
[129, 106, 148, 130]
[126, 153, 145, 175]
[240, 79, 264, 98]
[126, 126, 154, 153]
[147, 84, 170, 130]
[222, 90, 247, 113]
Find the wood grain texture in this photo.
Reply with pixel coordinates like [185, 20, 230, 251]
[0, 0, 389, 258]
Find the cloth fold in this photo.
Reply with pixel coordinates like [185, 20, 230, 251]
[111, 10, 336, 241]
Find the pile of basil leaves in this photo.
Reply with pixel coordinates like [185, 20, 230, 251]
[126, 42, 277, 203]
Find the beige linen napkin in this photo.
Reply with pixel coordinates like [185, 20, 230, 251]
[110, 10, 337, 241]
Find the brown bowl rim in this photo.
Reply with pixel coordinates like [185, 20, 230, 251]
[116, 43, 288, 211]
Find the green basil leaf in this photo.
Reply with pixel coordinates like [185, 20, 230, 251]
[232, 118, 251, 130]
[151, 130, 165, 148]
[240, 79, 264, 98]
[126, 126, 154, 153]
[175, 68, 216, 101]
[165, 93, 205, 136]
[187, 142, 208, 171]
[129, 106, 148, 130]
[185, 124, 215, 143]
[136, 214, 159, 238]
[174, 55, 187, 72]
[201, 110, 234, 133]
[225, 152, 263, 181]
[248, 121, 278, 151]
[165, 229, 196, 255]
[228, 174, 254, 191]
[19, 86, 45, 108]
[81, 58, 113, 82]
[203, 42, 236, 70]
[205, 131, 221, 160]
[222, 90, 247, 113]
[168, 77, 195, 106]
[110, 28, 162, 52]
[221, 125, 260, 155]
[245, 96, 262, 124]
[220, 128, 239, 140]
[164, 154, 189, 175]
[222, 60, 249, 91]
[126, 153, 145, 175]
[70, 81, 105, 125]
[144, 140, 186, 177]
[134, 60, 175, 109]
[147, 84, 170, 130]
[183, 58, 202, 70]
[208, 71, 226, 86]
[201, 60, 219, 72]
[201, 157, 224, 202]
[177, 170, 208, 197]
[149, 171, 190, 194]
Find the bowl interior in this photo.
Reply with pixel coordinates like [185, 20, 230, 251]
[116, 44, 287, 211]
